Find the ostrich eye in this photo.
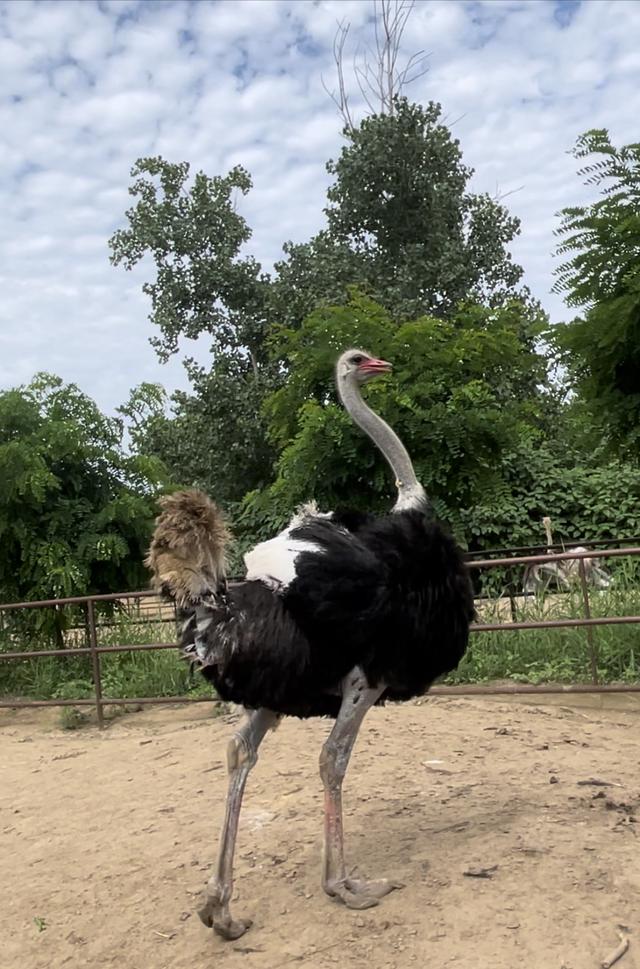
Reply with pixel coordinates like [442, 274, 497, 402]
[350, 354, 364, 365]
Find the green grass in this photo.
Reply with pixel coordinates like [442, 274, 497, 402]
[448, 579, 640, 685]
[97, 618, 211, 699]
[0, 613, 211, 702]
[1, 578, 639, 703]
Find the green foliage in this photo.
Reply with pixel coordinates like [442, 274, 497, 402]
[272, 99, 525, 328]
[96, 616, 209, 699]
[110, 102, 529, 505]
[238, 292, 549, 544]
[119, 357, 277, 505]
[109, 157, 280, 501]
[463, 432, 640, 552]
[109, 158, 269, 362]
[108, 116, 640, 562]
[0, 613, 210, 702]
[111, 102, 525, 357]
[553, 129, 640, 450]
[117, 381, 167, 449]
[0, 375, 169, 630]
[450, 577, 640, 685]
[236, 292, 640, 553]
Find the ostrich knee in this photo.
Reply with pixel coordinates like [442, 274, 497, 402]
[319, 738, 348, 792]
[227, 728, 259, 773]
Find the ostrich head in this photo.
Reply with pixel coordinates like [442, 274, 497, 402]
[336, 349, 392, 387]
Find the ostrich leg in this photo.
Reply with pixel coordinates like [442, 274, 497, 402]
[199, 707, 278, 940]
[320, 667, 404, 909]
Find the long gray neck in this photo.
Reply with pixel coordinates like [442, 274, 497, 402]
[338, 374, 426, 512]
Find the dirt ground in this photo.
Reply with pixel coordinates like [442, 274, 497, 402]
[1, 696, 638, 969]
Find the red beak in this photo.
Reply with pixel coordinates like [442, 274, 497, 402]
[358, 357, 393, 375]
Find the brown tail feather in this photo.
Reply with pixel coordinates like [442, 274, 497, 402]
[145, 490, 230, 607]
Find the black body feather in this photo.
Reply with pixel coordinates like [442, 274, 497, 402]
[183, 509, 474, 719]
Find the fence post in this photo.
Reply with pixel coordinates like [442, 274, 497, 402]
[578, 559, 599, 685]
[86, 599, 105, 728]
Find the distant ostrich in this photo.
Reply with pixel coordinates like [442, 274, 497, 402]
[147, 349, 475, 940]
[522, 516, 612, 594]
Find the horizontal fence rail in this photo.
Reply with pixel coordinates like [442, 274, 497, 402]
[2, 544, 640, 725]
[466, 545, 640, 569]
[0, 589, 155, 610]
[464, 535, 640, 559]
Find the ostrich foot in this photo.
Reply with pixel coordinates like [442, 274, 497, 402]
[324, 876, 404, 909]
[345, 876, 405, 899]
[198, 893, 252, 941]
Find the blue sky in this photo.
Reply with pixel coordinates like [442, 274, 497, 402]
[1, 0, 639, 413]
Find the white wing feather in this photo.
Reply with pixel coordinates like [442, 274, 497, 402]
[243, 502, 331, 590]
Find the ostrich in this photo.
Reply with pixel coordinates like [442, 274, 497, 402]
[146, 349, 475, 940]
[522, 516, 612, 594]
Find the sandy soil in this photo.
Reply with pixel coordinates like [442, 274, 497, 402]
[1, 696, 638, 969]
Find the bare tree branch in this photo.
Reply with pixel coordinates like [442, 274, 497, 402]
[324, 0, 429, 127]
[398, 49, 430, 88]
[321, 19, 355, 133]
[354, 55, 379, 117]
[492, 184, 525, 203]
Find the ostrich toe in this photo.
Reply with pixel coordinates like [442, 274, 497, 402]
[325, 875, 404, 909]
[198, 896, 253, 940]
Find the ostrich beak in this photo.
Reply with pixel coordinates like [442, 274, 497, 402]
[359, 357, 393, 376]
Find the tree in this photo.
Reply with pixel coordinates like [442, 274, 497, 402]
[234, 292, 640, 562]
[237, 292, 550, 545]
[110, 101, 527, 502]
[109, 157, 278, 500]
[111, 102, 525, 341]
[272, 98, 525, 329]
[322, 0, 430, 132]
[109, 158, 269, 364]
[119, 358, 276, 505]
[553, 129, 640, 451]
[109, 1, 530, 505]
[0, 375, 169, 621]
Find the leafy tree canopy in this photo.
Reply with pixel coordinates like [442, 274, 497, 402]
[272, 99, 525, 329]
[109, 158, 269, 363]
[0, 374, 169, 607]
[111, 100, 526, 356]
[110, 100, 531, 502]
[553, 129, 640, 451]
[237, 292, 550, 546]
[119, 357, 276, 506]
[234, 292, 640, 556]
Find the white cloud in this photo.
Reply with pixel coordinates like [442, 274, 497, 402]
[1, 0, 639, 414]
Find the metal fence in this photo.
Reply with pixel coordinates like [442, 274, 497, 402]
[1, 545, 640, 727]
[465, 535, 640, 560]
